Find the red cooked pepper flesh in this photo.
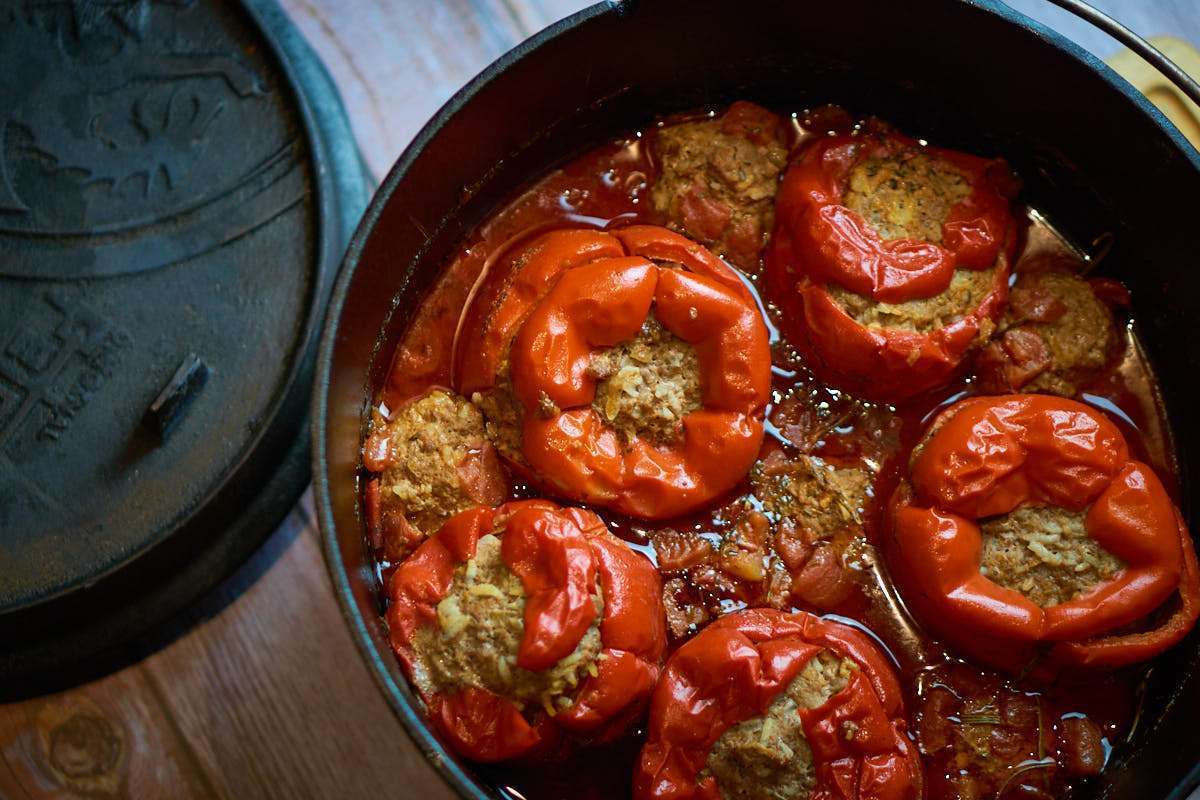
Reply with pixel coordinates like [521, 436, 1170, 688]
[634, 608, 921, 800]
[765, 133, 1016, 402]
[458, 225, 771, 519]
[885, 394, 1199, 672]
[386, 500, 666, 762]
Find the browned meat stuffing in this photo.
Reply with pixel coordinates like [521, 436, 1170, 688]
[979, 505, 1124, 607]
[843, 152, 972, 244]
[476, 313, 704, 461]
[829, 151, 1000, 337]
[829, 267, 998, 335]
[409, 533, 604, 717]
[651, 101, 788, 268]
[589, 315, 702, 446]
[364, 390, 506, 559]
[702, 651, 854, 800]
[976, 269, 1120, 396]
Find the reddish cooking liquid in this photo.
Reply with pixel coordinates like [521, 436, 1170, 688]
[371, 109, 1176, 800]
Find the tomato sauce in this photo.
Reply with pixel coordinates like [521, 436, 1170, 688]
[369, 107, 1177, 800]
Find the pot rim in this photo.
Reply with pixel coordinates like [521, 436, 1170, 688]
[311, 3, 1200, 799]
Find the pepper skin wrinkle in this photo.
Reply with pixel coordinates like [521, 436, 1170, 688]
[458, 225, 771, 519]
[634, 608, 922, 800]
[766, 132, 1016, 402]
[885, 395, 1199, 672]
[387, 501, 666, 762]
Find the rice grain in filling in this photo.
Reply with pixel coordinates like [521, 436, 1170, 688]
[828, 152, 999, 339]
[988, 270, 1117, 396]
[651, 106, 787, 267]
[472, 369, 526, 466]
[828, 266, 998, 336]
[475, 313, 703, 459]
[842, 153, 972, 244]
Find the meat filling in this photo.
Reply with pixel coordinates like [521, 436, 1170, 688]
[829, 267, 998, 335]
[476, 313, 703, 459]
[370, 390, 505, 543]
[977, 270, 1118, 397]
[589, 315, 702, 446]
[828, 152, 998, 338]
[703, 651, 855, 800]
[652, 102, 788, 267]
[842, 153, 972, 244]
[979, 506, 1125, 607]
[472, 371, 525, 466]
[410, 534, 604, 716]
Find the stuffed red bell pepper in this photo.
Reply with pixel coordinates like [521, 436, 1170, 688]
[458, 225, 772, 519]
[766, 131, 1017, 402]
[886, 394, 1199, 671]
[635, 608, 921, 800]
[388, 500, 666, 762]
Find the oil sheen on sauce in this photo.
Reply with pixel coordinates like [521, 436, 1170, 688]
[371, 109, 1177, 800]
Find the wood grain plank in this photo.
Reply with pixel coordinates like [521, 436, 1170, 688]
[0, 751, 35, 800]
[0, 665, 220, 800]
[501, 0, 590, 37]
[1, 498, 454, 800]
[137, 500, 455, 800]
[280, 0, 534, 178]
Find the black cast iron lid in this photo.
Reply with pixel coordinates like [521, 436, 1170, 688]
[0, 0, 369, 677]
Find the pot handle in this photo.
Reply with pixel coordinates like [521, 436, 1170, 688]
[1042, 0, 1200, 107]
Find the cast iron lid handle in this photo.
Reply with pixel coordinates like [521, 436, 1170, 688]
[1042, 0, 1200, 107]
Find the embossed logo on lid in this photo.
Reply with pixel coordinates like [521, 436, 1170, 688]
[0, 0, 305, 279]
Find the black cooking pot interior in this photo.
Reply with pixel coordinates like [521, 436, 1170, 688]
[313, 1, 1200, 798]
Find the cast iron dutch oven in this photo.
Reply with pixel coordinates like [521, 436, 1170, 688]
[313, 1, 1200, 798]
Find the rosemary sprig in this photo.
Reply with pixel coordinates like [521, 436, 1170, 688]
[995, 758, 1056, 799]
[957, 712, 1003, 726]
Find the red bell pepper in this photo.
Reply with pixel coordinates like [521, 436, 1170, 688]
[387, 500, 666, 762]
[765, 133, 1016, 402]
[886, 395, 1198, 672]
[634, 608, 922, 800]
[458, 225, 771, 519]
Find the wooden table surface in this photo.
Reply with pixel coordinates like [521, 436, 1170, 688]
[2, 1, 1197, 798]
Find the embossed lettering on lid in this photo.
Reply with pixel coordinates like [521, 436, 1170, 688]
[0, 2, 307, 279]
